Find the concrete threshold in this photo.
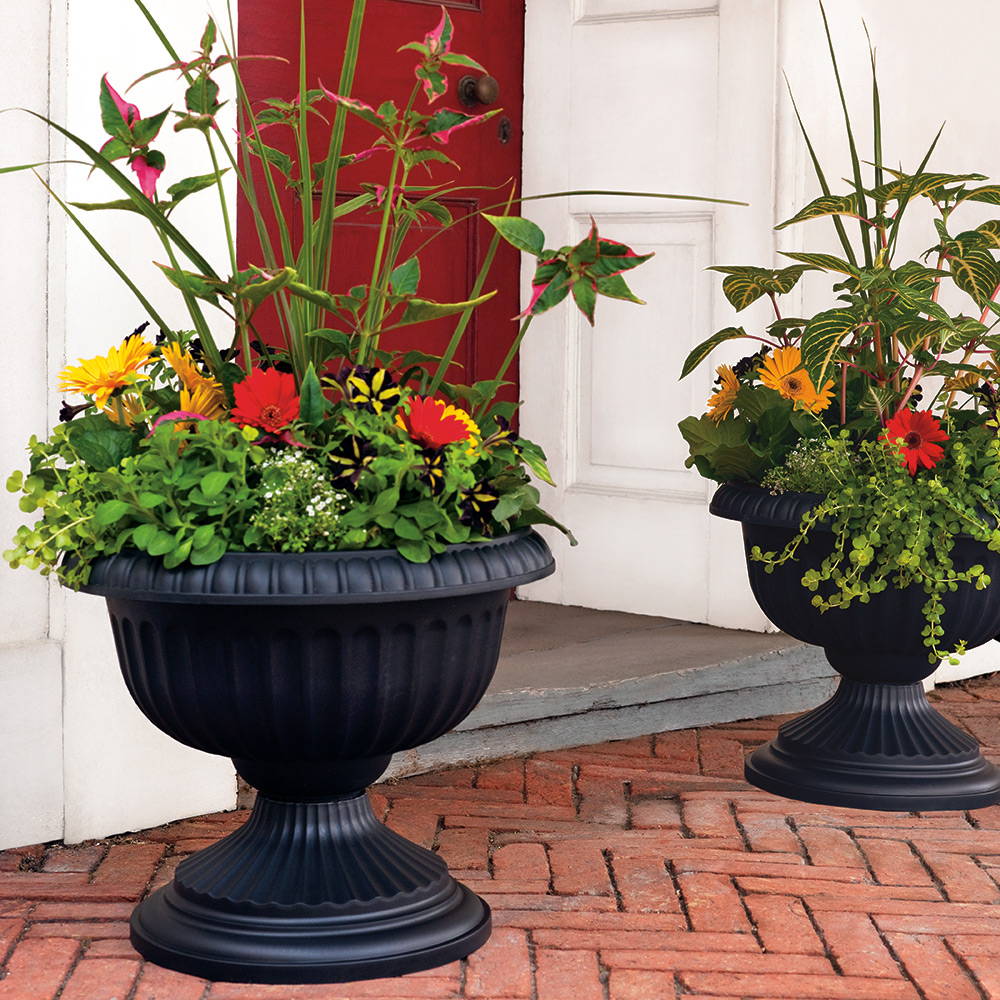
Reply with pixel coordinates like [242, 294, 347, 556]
[384, 600, 836, 780]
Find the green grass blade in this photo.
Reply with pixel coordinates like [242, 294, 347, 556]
[864, 22, 883, 197]
[295, 3, 317, 350]
[886, 124, 944, 257]
[818, 0, 872, 267]
[37, 173, 172, 334]
[783, 76, 858, 268]
[316, 0, 367, 287]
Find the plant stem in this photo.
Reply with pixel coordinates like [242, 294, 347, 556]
[474, 317, 532, 421]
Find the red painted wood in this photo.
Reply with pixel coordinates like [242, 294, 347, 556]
[237, 0, 525, 401]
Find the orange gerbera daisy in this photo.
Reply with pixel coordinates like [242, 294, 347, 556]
[396, 397, 479, 449]
[707, 365, 739, 422]
[758, 346, 822, 410]
[58, 335, 155, 408]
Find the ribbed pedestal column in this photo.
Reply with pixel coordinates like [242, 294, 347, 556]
[746, 678, 1000, 810]
[130, 793, 490, 984]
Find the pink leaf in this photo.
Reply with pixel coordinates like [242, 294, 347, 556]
[149, 411, 208, 433]
[131, 154, 163, 199]
[102, 75, 141, 127]
[425, 6, 453, 57]
[428, 109, 489, 144]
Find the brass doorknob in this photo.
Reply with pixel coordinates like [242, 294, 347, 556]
[458, 74, 500, 107]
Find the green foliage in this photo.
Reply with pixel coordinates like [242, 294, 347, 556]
[751, 429, 1000, 662]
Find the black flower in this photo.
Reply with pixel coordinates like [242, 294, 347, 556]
[328, 436, 376, 486]
[345, 366, 401, 414]
[459, 482, 499, 533]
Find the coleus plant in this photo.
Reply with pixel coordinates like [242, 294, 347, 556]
[3, 1, 738, 577]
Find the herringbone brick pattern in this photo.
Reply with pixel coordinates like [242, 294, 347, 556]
[3, 677, 1000, 999]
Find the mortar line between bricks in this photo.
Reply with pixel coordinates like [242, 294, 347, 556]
[601, 848, 625, 912]
[801, 898, 845, 977]
[845, 826, 880, 883]
[910, 839, 951, 901]
[622, 780, 634, 831]
[49, 939, 84, 1000]
[727, 799, 752, 854]
[872, 913, 928, 999]
[943, 933, 990, 1000]
[595, 949, 611, 1000]
[664, 860, 694, 933]
[971, 853, 1000, 894]
[784, 815, 810, 860]
[966, 807, 981, 831]
[730, 870, 764, 953]
[542, 843, 556, 895]
[526, 927, 539, 1000]
[570, 764, 582, 817]
[122, 954, 143, 1000]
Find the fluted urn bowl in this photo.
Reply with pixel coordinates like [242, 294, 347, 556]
[81, 530, 554, 984]
[712, 484, 1000, 811]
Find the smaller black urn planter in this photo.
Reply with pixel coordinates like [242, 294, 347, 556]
[81, 530, 553, 984]
[712, 483, 1000, 812]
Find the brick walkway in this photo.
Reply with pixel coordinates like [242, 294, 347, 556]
[3, 678, 1000, 999]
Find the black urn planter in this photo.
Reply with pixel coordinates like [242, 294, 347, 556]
[81, 530, 554, 984]
[712, 483, 1000, 812]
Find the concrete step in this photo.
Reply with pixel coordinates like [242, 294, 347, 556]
[385, 600, 836, 780]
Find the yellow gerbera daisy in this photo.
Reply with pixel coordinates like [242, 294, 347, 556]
[707, 365, 739, 422]
[179, 382, 227, 421]
[58, 336, 156, 408]
[758, 346, 819, 408]
[103, 393, 146, 427]
[161, 342, 227, 416]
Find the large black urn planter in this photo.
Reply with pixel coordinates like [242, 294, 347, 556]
[81, 530, 554, 984]
[711, 483, 1000, 812]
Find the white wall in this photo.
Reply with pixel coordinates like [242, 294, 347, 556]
[0, 0, 237, 850]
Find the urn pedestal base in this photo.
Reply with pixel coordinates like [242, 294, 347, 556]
[130, 793, 490, 984]
[745, 677, 1000, 811]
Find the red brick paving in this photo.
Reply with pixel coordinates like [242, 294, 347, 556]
[3, 675, 1000, 998]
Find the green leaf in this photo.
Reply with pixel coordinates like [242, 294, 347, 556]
[517, 439, 556, 487]
[390, 257, 420, 296]
[239, 266, 296, 307]
[775, 193, 860, 231]
[284, 280, 353, 314]
[131, 107, 170, 147]
[778, 250, 857, 276]
[397, 291, 496, 327]
[166, 170, 228, 203]
[99, 77, 134, 142]
[185, 76, 220, 115]
[956, 185, 1000, 206]
[138, 491, 166, 507]
[66, 415, 136, 470]
[800, 308, 856, 386]
[94, 500, 130, 525]
[483, 214, 545, 256]
[707, 266, 814, 311]
[396, 538, 432, 563]
[680, 326, 747, 379]
[872, 172, 986, 203]
[950, 249, 999, 308]
[201, 470, 231, 498]
[596, 272, 644, 304]
[156, 263, 220, 302]
[132, 523, 159, 549]
[299, 363, 326, 426]
[678, 415, 765, 483]
[572, 279, 597, 325]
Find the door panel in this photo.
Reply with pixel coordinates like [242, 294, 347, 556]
[237, 0, 524, 398]
[519, 0, 776, 629]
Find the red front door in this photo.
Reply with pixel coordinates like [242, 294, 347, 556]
[238, 0, 525, 403]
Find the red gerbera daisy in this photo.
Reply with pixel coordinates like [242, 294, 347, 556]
[395, 396, 479, 449]
[882, 409, 949, 475]
[230, 368, 300, 434]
